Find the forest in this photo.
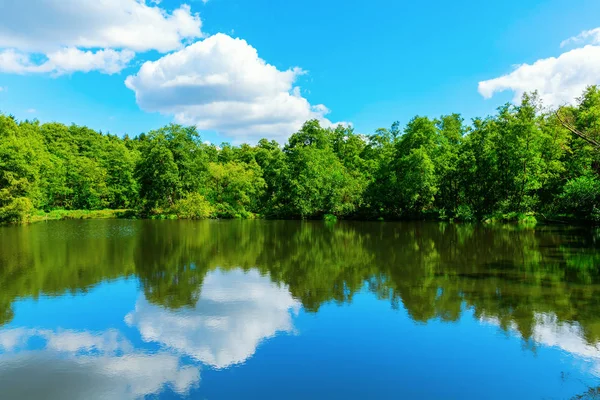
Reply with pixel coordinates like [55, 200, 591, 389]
[1, 86, 599, 224]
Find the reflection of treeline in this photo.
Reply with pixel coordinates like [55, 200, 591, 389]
[1, 221, 599, 343]
[2, 87, 600, 224]
[0, 220, 138, 325]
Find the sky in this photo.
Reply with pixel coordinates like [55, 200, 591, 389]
[0, 0, 599, 144]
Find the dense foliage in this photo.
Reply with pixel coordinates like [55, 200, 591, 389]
[1, 87, 600, 224]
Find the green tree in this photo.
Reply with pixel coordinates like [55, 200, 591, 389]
[136, 133, 180, 211]
[0, 115, 42, 223]
[205, 161, 266, 218]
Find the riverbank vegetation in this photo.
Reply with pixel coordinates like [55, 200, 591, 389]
[1, 87, 599, 224]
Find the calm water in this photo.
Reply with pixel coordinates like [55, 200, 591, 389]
[0, 220, 599, 399]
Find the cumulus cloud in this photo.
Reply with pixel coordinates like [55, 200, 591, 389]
[478, 45, 600, 108]
[125, 269, 300, 368]
[561, 27, 600, 48]
[125, 34, 345, 142]
[479, 28, 600, 108]
[0, 328, 200, 399]
[0, 0, 202, 53]
[0, 0, 202, 74]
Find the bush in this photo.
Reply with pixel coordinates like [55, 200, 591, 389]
[455, 205, 475, 222]
[0, 197, 34, 224]
[324, 213, 338, 223]
[483, 211, 537, 226]
[171, 193, 212, 220]
[559, 175, 600, 221]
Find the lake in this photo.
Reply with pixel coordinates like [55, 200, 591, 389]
[0, 220, 599, 399]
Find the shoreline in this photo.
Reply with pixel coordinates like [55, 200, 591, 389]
[3, 209, 594, 227]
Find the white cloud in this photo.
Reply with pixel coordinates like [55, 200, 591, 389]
[47, 48, 136, 75]
[125, 34, 345, 142]
[0, 0, 202, 74]
[561, 27, 600, 48]
[0, 328, 201, 399]
[0, 0, 202, 53]
[125, 269, 300, 368]
[0, 48, 135, 75]
[478, 44, 600, 107]
[25, 108, 36, 114]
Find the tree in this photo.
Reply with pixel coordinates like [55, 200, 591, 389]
[391, 116, 439, 216]
[0, 115, 42, 223]
[434, 114, 464, 216]
[281, 121, 365, 218]
[204, 161, 266, 218]
[136, 133, 180, 211]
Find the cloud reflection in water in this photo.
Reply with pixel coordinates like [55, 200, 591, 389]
[0, 268, 300, 399]
[126, 269, 301, 368]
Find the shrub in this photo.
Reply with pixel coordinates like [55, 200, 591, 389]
[171, 193, 212, 220]
[0, 197, 34, 224]
[455, 205, 475, 222]
[559, 175, 600, 221]
[324, 213, 338, 223]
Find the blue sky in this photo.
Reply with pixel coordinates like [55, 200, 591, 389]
[0, 0, 599, 144]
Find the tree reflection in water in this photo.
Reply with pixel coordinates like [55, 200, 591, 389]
[1, 220, 599, 349]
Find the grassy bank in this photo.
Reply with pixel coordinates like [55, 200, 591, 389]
[30, 209, 130, 223]
[483, 212, 538, 225]
[2, 208, 594, 227]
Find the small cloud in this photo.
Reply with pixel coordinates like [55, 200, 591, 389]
[0, 86, 5, 92]
[560, 27, 600, 48]
[26, 108, 36, 113]
[0, 48, 135, 76]
[478, 42, 600, 107]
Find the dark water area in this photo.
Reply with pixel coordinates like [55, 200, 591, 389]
[0, 220, 599, 399]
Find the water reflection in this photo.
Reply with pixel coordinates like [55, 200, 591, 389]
[481, 312, 600, 377]
[0, 220, 599, 398]
[0, 328, 200, 399]
[126, 269, 300, 368]
[0, 267, 300, 399]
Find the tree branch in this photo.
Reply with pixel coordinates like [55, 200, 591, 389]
[555, 108, 600, 150]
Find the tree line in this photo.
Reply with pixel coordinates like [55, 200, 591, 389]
[1, 87, 599, 224]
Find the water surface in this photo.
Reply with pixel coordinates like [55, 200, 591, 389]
[1, 220, 599, 399]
